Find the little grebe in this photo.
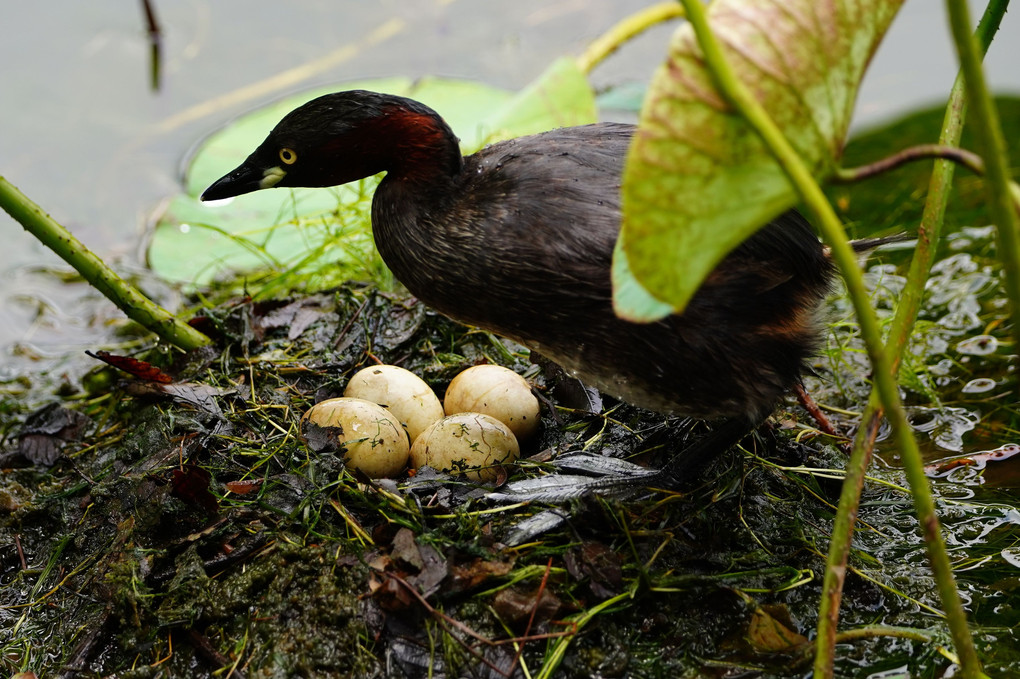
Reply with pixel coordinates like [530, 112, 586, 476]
[203, 91, 850, 477]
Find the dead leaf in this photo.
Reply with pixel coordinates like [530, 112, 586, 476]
[564, 542, 623, 598]
[300, 418, 343, 454]
[493, 586, 563, 626]
[171, 464, 219, 515]
[925, 442, 1020, 477]
[371, 572, 417, 612]
[86, 349, 173, 383]
[225, 479, 263, 495]
[447, 557, 514, 593]
[17, 403, 91, 466]
[746, 605, 808, 653]
[391, 528, 424, 571]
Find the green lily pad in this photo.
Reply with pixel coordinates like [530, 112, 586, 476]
[615, 0, 905, 321]
[149, 71, 597, 287]
[482, 57, 597, 142]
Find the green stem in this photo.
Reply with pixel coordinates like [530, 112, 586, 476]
[834, 625, 938, 645]
[576, 2, 685, 74]
[676, 0, 981, 675]
[946, 0, 1020, 383]
[815, 4, 1006, 676]
[0, 176, 210, 351]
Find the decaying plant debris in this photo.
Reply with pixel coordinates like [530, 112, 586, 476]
[1, 274, 1017, 678]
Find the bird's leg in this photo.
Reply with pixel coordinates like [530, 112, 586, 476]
[794, 383, 840, 437]
[650, 416, 759, 489]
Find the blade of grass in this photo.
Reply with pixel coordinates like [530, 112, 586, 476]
[536, 585, 635, 679]
[675, 0, 982, 675]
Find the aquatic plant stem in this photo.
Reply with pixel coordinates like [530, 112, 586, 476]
[815, 3, 1006, 676]
[576, 2, 685, 74]
[676, 0, 981, 675]
[0, 176, 211, 351]
[831, 144, 984, 182]
[946, 0, 1020, 379]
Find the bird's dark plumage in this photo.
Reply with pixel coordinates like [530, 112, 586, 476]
[203, 91, 836, 428]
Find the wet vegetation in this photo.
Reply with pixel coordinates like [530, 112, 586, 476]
[1, 0, 1019, 671]
[2, 100, 1020, 676]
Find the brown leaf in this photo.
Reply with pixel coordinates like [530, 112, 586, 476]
[224, 479, 263, 495]
[86, 349, 173, 383]
[447, 557, 514, 593]
[171, 464, 219, 515]
[391, 528, 424, 571]
[564, 541, 623, 598]
[17, 403, 91, 466]
[746, 605, 808, 653]
[493, 586, 563, 626]
[371, 572, 416, 612]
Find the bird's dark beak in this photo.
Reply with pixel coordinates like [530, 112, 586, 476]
[201, 159, 282, 201]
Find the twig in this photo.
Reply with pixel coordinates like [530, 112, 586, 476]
[333, 293, 372, 349]
[186, 628, 248, 679]
[140, 0, 162, 91]
[385, 571, 576, 677]
[14, 534, 26, 570]
[510, 558, 555, 673]
[794, 384, 839, 438]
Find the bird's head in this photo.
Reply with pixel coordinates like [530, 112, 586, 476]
[201, 90, 457, 201]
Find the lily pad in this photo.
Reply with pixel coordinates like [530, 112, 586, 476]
[149, 72, 596, 286]
[615, 0, 905, 320]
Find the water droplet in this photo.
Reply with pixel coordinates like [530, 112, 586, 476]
[957, 334, 998, 356]
[962, 378, 996, 394]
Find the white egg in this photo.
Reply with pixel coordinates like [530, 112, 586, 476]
[410, 413, 520, 482]
[344, 364, 444, 441]
[301, 397, 409, 478]
[444, 365, 540, 441]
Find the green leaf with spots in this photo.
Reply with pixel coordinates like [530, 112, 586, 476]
[614, 0, 905, 321]
[480, 56, 597, 143]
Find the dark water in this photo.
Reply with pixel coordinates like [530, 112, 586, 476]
[1, 0, 1018, 374]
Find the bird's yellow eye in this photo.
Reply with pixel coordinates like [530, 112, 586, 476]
[279, 148, 297, 165]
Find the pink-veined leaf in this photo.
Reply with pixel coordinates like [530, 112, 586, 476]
[615, 0, 905, 320]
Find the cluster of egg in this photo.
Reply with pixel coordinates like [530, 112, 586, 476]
[300, 364, 539, 481]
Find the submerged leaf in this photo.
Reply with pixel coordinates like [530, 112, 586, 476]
[746, 605, 809, 652]
[617, 0, 904, 317]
